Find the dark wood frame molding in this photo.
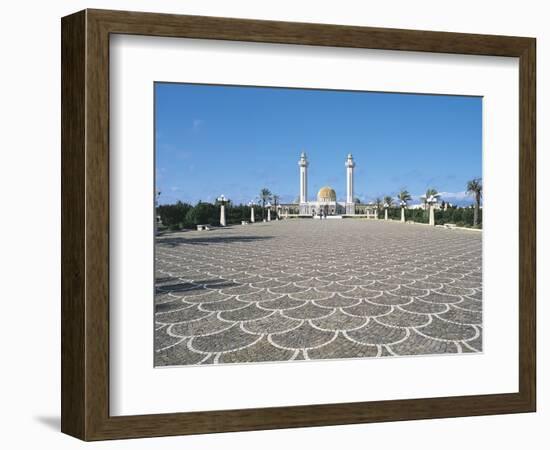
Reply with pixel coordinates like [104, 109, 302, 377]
[61, 9, 536, 441]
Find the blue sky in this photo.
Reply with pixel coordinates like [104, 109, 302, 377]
[155, 83, 482, 206]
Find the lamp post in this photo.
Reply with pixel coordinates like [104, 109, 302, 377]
[400, 200, 406, 222]
[266, 202, 272, 222]
[155, 190, 161, 235]
[426, 195, 438, 226]
[217, 194, 227, 226]
[383, 202, 389, 221]
[248, 200, 255, 223]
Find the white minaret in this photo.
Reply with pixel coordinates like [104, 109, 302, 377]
[298, 152, 308, 214]
[345, 153, 356, 214]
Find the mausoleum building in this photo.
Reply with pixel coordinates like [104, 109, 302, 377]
[280, 152, 376, 218]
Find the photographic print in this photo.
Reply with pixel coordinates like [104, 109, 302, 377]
[154, 83, 483, 367]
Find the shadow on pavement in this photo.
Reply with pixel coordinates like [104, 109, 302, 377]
[157, 235, 273, 247]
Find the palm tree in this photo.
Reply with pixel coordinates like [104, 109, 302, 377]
[466, 178, 482, 226]
[422, 188, 438, 210]
[397, 189, 412, 204]
[421, 188, 440, 226]
[383, 195, 393, 220]
[272, 194, 280, 219]
[374, 197, 382, 219]
[397, 189, 412, 222]
[260, 188, 272, 220]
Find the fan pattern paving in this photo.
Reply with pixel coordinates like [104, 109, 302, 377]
[154, 220, 482, 366]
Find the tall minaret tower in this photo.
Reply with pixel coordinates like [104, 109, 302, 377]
[345, 153, 356, 214]
[298, 151, 308, 214]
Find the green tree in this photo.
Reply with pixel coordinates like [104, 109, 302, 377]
[156, 201, 192, 229]
[422, 188, 438, 208]
[383, 195, 393, 207]
[397, 189, 412, 204]
[412, 208, 428, 223]
[260, 188, 272, 220]
[184, 202, 218, 227]
[463, 207, 474, 226]
[397, 189, 412, 221]
[452, 208, 464, 225]
[466, 178, 483, 227]
[272, 194, 280, 219]
[227, 203, 251, 224]
[374, 197, 383, 218]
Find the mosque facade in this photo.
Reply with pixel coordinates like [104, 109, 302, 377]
[279, 152, 376, 218]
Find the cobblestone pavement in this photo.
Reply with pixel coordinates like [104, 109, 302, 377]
[155, 220, 482, 366]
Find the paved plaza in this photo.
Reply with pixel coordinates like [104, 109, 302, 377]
[154, 220, 482, 366]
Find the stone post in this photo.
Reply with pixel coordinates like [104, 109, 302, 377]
[384, 208, 388, 221]
[298, 152, 308, 214]
[248, 201, 255, 223]
[217, 194, 227, 227]
[220, 204, 226, 226]
[345, 153, 356, 214]
[401, 207, 405, 222]
[267, 208, 271, 221]
[429, 204, 435, 226]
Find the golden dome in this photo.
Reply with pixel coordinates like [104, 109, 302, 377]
[317, 186, 337, 202]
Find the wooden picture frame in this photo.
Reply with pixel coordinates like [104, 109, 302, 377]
[61, 9, 536, 441]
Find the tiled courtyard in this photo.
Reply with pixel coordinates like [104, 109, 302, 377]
[155, 219, 482, 366]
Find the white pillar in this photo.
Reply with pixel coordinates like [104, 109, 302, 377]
[250, 207, 255, 223]
[375, 208, 379, 220]
[220, 204, 226, 226]
[384, 209, 388, 221]
[267, 208, 271, 221]
[401, 207, 405, 222]
[429, 204, 435, 226]
[298, 152, 308, 210]
[346, 163, 354, 203]
[345, 153, 355, 214]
